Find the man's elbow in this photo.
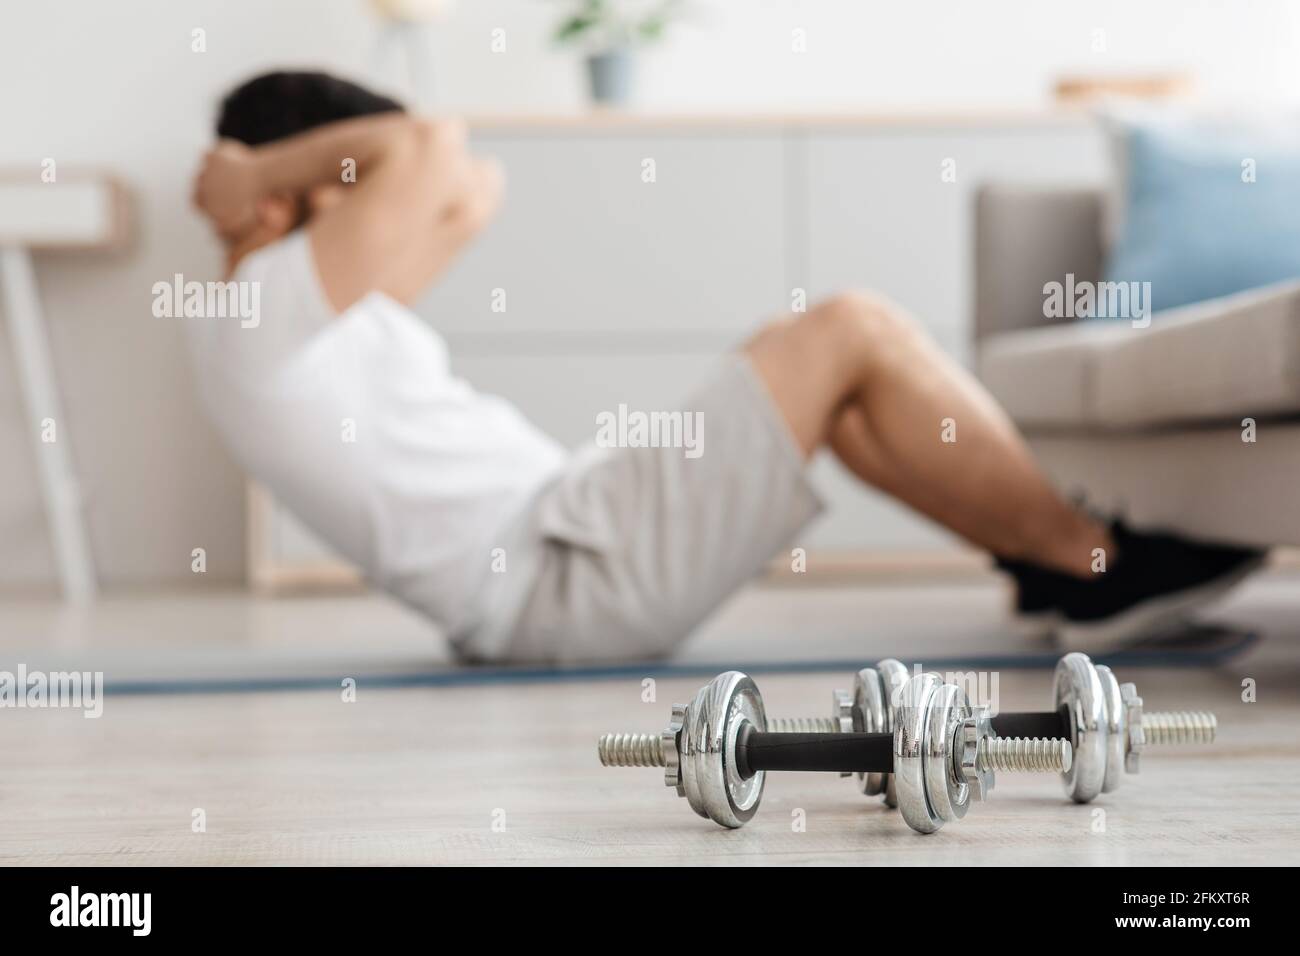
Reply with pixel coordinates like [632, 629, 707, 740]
[387, 117, 466, 170]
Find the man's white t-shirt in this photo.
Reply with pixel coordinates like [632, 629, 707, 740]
[186, 230, 567, 644]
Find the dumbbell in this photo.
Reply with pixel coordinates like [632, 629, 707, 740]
[1042, 652, 1215, 803]
[779, 652, 1217, 805]
[597, 669, 1071, 834]
[768, 659, 911, 805]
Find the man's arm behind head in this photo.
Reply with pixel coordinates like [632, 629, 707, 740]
[194, 70, 503, 310]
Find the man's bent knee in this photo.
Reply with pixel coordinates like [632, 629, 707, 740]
[810, 290, 917, 345]
[791, 290, 923, 382]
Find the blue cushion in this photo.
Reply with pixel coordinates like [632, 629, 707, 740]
[1103, 112, 1300, 315]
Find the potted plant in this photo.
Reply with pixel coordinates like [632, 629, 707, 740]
[551, 0, 686, 106]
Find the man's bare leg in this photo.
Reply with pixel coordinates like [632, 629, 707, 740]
[744, 292, 1111, 578]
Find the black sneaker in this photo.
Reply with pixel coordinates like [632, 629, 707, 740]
[998, 521, 1266, 652]
[994, 555, 1064, 636]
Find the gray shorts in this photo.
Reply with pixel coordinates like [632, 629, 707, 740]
[465, 354, 824, 664]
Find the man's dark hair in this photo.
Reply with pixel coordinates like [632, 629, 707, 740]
[216, 70, 405, 146]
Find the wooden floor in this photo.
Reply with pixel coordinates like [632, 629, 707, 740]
[2, 574, 1298, 866]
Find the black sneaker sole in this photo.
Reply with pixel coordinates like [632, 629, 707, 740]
[1052, 555, 1266, 653]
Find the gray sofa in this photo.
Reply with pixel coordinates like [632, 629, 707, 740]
[973, 184, 1300, 548]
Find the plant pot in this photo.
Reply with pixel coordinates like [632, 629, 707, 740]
[586, 49, 635, 106]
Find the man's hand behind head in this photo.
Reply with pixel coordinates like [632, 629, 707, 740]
[197, 108, 504, 309]
[192, 139, 263, 241]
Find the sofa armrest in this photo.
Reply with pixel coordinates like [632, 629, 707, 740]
[973, 184, 1105, 342]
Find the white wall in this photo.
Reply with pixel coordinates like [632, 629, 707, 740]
[669, 2, 1300, 109]
[1, 0, 1298, 590]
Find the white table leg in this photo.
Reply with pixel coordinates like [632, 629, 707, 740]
[1, 244, 97, 603]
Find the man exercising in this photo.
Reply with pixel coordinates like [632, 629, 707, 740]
[189, 71, 1260, 663]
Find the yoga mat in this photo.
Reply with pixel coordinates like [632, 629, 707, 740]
[95, 623, 1258, 696]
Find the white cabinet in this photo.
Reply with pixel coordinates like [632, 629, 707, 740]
[449, 352, 718, 450]
[805, 125, 1108, 359]
[420, 134, 789, 337]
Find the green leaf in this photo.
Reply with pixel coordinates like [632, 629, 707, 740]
[638, 18, 666, 41]
[554, 15, 597, 43]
